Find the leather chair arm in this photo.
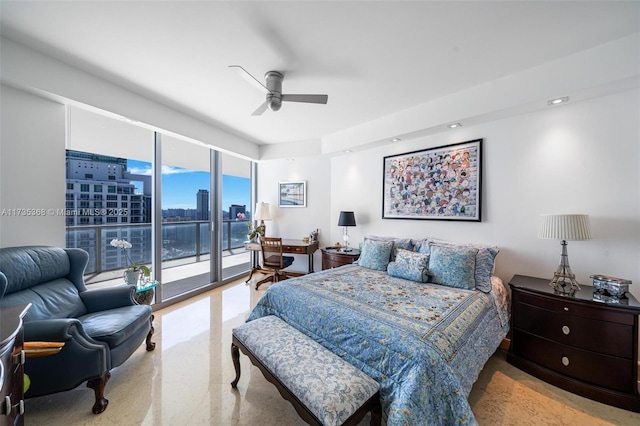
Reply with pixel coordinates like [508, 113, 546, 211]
[80, 286, 136, 312]
[24, 318, 103, 348]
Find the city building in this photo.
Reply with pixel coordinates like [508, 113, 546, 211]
[65, 150, 152, 272]
[196, 189, 210, 220]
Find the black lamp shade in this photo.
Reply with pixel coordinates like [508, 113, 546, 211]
[338, 211, 356, 227]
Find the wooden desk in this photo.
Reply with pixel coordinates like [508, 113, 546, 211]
[245, 239, 319, 281]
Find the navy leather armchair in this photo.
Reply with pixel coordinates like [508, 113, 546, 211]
[0, 246, 155, 414]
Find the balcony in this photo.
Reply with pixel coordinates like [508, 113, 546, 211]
[66, 220, 252, 301]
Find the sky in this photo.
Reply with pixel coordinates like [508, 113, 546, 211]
[128, 160, 250, 211]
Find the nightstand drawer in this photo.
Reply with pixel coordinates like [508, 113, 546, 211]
[513, 301, 634, 358]
[514, 291, 633, 325]
[321, 249, 360, 270]
[512, 329, 634, 393]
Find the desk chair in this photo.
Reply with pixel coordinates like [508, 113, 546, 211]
[255, 237, 294, 290]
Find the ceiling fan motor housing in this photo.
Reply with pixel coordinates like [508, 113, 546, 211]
[265, 71, 283, 111]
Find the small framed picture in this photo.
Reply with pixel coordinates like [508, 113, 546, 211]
[279, 181, 307, 207]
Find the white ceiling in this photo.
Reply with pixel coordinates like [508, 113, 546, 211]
[1, 1, 639, 152]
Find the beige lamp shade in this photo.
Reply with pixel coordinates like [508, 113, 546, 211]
[254, 202, 272, 221]
[538, 214, 591, 241]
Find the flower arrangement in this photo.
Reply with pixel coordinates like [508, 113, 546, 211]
[247, 222, 265, 241]
[110, 239, 150, 277]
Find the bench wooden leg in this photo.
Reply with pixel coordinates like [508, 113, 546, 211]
[370, 397, 382, 426]
[230, 342, 241, 388]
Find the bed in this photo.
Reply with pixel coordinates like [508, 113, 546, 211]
[246, 236, 510, 425]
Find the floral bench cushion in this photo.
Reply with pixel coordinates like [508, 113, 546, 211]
[233, 315, 379, 426]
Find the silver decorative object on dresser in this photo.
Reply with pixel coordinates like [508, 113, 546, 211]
[591, 274, 632, 298]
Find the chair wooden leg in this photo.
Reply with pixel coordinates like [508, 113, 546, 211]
[87, 371, 111, 414]
[255, 274, 275, 290]
[246, 267, 260, 283]
[146, 315, 156, 351]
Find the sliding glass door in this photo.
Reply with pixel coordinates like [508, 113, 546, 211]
[66, 107, 154, 285]
[66, 106, 253, 304]
[221, 153, 252, 280]
[159, 136, 213, 298]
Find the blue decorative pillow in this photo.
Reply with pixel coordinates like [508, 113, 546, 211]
[428, 243, 478, 289]
[416, 238, 498, 292]
[473, 246, 499, 292]
[413, 238, 429, 254]
[358, 239, 394, 271]
[363, 235, 414, 261]
[389, 238, 414, 261]
[387, 249, 429, 282]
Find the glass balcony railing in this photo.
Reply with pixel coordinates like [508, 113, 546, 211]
[66, 219, 251, 275]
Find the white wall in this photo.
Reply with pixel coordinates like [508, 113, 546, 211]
[0, 85, 66, 246]
[327, 89, 640, 299]
[257, 156, 332, 273]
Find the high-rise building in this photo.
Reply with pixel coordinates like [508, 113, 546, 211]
[65, 150, 152, 271]
[66, 150, 152, 226]
[196, 189, 209, 220]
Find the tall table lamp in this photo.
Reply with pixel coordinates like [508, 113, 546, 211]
[338, 211, 356, 252]
[254, 202, 272, 236]
[538, 214, 591, 295]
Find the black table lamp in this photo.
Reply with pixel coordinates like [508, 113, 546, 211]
[338, 211, 356, 252]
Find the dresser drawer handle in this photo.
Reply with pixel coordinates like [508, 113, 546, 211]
[563, 307, 569, 312]
[562, 325, 570, 335]
[12, 350, 25, 366]
[561, 356, 570, 366]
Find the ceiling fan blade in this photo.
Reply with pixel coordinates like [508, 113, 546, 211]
[251, 101, 269, 116]
[229, 65, 269, 94]
[282, 94, 328, 104]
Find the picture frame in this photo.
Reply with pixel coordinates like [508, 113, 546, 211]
[278, 181, 307, 207]
[382, 139, 482, 221]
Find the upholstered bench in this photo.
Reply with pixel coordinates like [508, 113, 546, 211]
[231, 315, 381, 426]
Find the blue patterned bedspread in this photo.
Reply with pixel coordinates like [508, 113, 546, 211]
[247, 264, 510, 426]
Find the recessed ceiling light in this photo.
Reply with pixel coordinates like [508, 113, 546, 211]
[547, 96, 569, 106]
[447, 123, 462, 129]
[345, 150, 352, 153]
[391, 138, 402, 142]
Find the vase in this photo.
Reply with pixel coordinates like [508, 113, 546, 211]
[124, 269, 141, 285]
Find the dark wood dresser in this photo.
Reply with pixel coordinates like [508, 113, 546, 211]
[321, 248, 360, 270]
[1, 305, 30, 426]
[508, 275, 640, 412]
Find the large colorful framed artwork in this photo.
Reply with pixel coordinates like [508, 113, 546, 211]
[278, 181, 307, 207]
[382, 139, 482, 221]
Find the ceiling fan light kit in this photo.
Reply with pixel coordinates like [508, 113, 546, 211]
[229, 65, 328, 115]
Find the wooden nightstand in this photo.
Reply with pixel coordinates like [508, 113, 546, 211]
[321, 248, 360, 270]
[507, 274, 640, 412]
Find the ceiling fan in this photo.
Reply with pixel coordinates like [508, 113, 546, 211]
[229, 65, 328, 115]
